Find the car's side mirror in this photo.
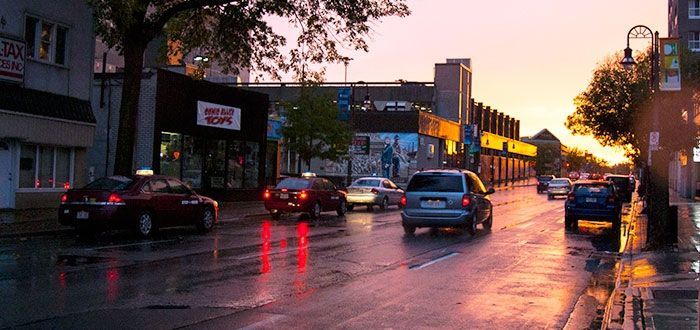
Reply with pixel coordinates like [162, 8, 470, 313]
[486, 187, 495, 195]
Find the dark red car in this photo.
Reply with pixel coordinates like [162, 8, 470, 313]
[59, 175, 218, 237]
[264, 175, 347, 219]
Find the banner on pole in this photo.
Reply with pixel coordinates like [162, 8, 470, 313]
[659, 38, 681, 91]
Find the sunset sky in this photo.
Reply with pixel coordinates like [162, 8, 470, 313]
[270, 0, 668, 165]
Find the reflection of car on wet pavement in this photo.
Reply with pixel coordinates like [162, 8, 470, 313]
[263, 174, 347, 220]
[564, 180, 621, 233]
[400, 169, 495, 236]
[547, 178, 572, 199]
[345, 177, 404, 211]
[536, 175, 555, 193]
[59, 174, 219, 238]
[605, 174, 634, 203]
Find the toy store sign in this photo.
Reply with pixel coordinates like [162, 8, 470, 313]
[197, 101, 241, 131]
[0, 36, 25, 83]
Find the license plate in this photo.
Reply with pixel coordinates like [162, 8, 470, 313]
[585, 198, 597, 203]
[280, 193, 289, 199]
[76, 211, 89, 219]
[421, 200, 445, 209]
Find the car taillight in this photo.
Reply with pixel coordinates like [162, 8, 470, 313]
[462, 194, 472, 207]
[263, 189, 270, 199]
[370, 188, 379, 195]
[60, 194, 68, 204]
[400, 194, 407, 207]
[107, 193, 123, 204]
[299, 190, 308, 200]
[567, 192, 575, 202]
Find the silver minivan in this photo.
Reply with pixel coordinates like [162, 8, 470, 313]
[400, 169, 495, 235]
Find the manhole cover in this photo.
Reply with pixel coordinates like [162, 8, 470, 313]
[652, 289, 699, 300]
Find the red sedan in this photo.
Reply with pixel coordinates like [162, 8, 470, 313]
[59, 174, 218, 237]
[264, 175, 347, 219]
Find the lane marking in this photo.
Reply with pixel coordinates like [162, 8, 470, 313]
[87, 239, 179, 251]
[410, 252, 460, 270]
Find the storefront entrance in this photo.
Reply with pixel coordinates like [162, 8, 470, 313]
[0, 141, 14, 209]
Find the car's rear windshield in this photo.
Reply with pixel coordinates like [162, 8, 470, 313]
[82, 176, 135, 191]
[574, 184, 612, 195]
[407, 174, 464, 192]
[550, 179, 569, 185]
[353, 179, 380, 187]
[538, 176, 553, 182]
[607, 177, 630, 186]
[276, 178, 310, 189]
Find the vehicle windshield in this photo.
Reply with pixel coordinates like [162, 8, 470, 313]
[538, 176, 553, 182]
[353, 179, 381, 187]
[574, 183, 612, 195]
[550, 179, 569, 185]
[407, 174, 464, 192]
[276, 178, 311, 189]
[82, 176, 135, 191]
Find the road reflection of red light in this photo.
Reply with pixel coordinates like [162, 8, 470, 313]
[297, 222, 309, 273]
[58, 272, 66, 288]
[261, 221, 272, 274]
[280, 239, 287, 248]
[106, 268, 119, 302]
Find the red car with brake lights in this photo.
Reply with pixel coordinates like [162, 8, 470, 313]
[264, 175, 347, 220]
[58, 174, 219, 237]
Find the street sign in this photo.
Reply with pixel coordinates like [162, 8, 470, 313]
[337, 87, 351, 121]
[649, 131, 660, 151]
[464, 125, 474, 145]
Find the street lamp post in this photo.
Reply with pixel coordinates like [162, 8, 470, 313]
[620, 25, 671, 245]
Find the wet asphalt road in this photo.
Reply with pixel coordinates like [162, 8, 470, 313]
[0, 186, 628, 329]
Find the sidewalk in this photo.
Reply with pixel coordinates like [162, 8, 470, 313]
[603, 190, 699, 329]
[0, 201, 267, 238]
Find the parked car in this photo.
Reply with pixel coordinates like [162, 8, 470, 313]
[536, 175, 556, 193]
[564, 180, 621, 233]
[345, 177, 404, 211]
[605, 174, 634, 203]
[263, 174, 347, 219]
[59, 174, 219, 237]
[547, 178, 572, 199]
[400, 169, 495, 236]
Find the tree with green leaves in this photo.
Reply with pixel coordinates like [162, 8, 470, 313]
[89, 0, 410, 175]
[280, 89, 351, 170]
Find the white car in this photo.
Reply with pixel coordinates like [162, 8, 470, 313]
[346, 177, 404, 211]
[547, 178, 573, 200]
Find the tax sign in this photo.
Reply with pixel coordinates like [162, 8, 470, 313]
[0, 36, 25, 83]
[197, 101, 241, 130]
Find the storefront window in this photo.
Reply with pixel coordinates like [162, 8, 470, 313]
[265, 141, 278, 186]
[244, 142, 259, 188]
[160, 132, 182, 179]
[55, 148, 71, 189]
[182, 135, 203, 189]
[19, 144, 36, 188]
[206, 139, 226, 189]
[38, 146, 54, 188]
[227, 140, 244, 189]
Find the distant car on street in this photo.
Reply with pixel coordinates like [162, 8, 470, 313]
[59, 174, 219, 237]
[536, 175, 555, 193]
[400, 169, 495, 236]
[264, 174, 347, 219]
[565, 180, 621, 233]
[547, 178, 572, 200]
[605, 174, 634, 203]
[345, 177, 404, 211]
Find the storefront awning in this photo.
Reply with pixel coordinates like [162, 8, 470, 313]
[0, 83, 95, 124]
[480, 131, 537, 157]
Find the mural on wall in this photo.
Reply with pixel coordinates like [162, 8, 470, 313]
[321, 133, 418, 181]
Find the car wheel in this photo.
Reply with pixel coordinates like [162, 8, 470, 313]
[196, 207, 215, 233]
[565, 216, 573, 228]
[403, 224, 416, 235]
[367, 204, 373, 212]
[379, 197, 389, 211]
[309, 202, 321, 219]
[483, 211, 493, 230]
[465, 215, 477, 236]
[135, 211, 155, 238]
[337, 199, 347, 216]
[346, 204, 355, 211]
[270, 210, 281, 220]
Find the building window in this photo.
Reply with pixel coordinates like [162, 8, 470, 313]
[182, 135, 203, 189]
[160, 132, 182, 179]
[206, 140, 226, 189]
[18, 144, 74, 189]
[691, 0, 700, 18]
[244, 142, 260, 188]
[689, 32, 700, 51]
[24, 15, 68, 65]
[227, 141, 244, 189]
